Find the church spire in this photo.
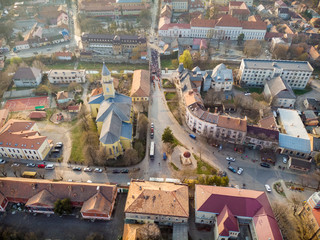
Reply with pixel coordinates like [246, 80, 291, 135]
[101, 63, 115, 99]
[102, 62, 111, 77]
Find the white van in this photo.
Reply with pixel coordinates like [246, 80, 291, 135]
[45, 164, 55, 170]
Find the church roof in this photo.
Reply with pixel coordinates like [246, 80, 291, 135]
[102, 62, 111, 76]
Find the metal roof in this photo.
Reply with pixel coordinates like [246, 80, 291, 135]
[242, 59, 313, 72]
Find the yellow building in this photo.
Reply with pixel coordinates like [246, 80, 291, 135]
[89, 63, 133, 159]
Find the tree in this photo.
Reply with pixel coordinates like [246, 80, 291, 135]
[272, 44, 289, 59]
[136, 223, 162, 240]
[162, 127, 174, 143]
[179, 50, 193, 70]
[243, 40, 262, 57]
[138, 114, 149, 141]
[67, 82, 81, 92]
[124, 149, 139, 165]
[54, 198, 72, 215]
[34, 85, 50, 95]
[134, 141, 144, 160]
[32, 60, 47, 71]
[17, 32, 24, 41]
[237, 33, 244, 46]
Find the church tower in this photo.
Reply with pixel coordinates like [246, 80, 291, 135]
[101, 62, 115, 100]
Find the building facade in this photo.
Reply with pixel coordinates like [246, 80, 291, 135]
[238, 59, 314, 89]
[124, 180, 189, 225]
[48, 69, 86, 84]
[202, 63, 233, 92]
[13, 67, 42, 87]
[0, 120, 51, 161]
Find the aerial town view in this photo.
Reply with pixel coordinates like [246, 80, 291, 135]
[1, 0, 320, 239]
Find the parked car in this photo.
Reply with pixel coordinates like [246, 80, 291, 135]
[72, 167, 82, 171]
[52, 149, 60, 154]
[283, 156, 288, 164]
[11, 163, 20, 167]
[0, 159, 6, 164]
[237, 168, 244, 175]
[121, 169, 129, 174]
[55, 144, 63, 149]
[94, 168, 103, 173]
[163, 152, 167, 160]
[226, 157, 236, 162]
[84, 167, 93, 172]
[38, 164, 45, 168]
[45, 164, 55, 170]
[56, 142, 63, 146]
[112, 169, 120, 174]
[260, 163, 271, 168]
[151, 122, 154, 128]
[265, 184, 272, 192]
[26, 163, 36, 167]
[228, 166, 237, 173]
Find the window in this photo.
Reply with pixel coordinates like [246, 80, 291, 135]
[109, 148, 112, 155]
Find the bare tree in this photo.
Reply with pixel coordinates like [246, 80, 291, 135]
[124, 149, 139, 165]
[272, 44, 289, 59]
[32, 60, 47, 71]
[138, 114, 149, 141]
[0, 165, 8, 177]
[243, 40, 262, 57]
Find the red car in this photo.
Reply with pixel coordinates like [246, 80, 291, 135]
[38, 164, 45, 168]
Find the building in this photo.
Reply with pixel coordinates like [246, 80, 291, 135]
[130, 70, 150, 102]
[81, 33, 147, 56]
[56, 91, 74, 104]
[245, 125, 279, 150]
[0, 120, 51, 161]
[238, 59, 314, 89]
[303, 110, 319, 126]
[263, 76, 296, 108]
[124, 180, 189, 224]
[29, 111, 47, 120]
[0, 178, 117, 220]
[162, 0, 188, 12]
[195, 185, 282, 240]
[288, 156, 312, 171]
[53, 51, 72, 60]
[13, 67, 42, 88]
[14, 41, 30, 51]
[159, 15, 266, 40]
[48, 70, 86, 84]
[299, 191, 320, 239]
[304, 98, 320, 114]
[89, 63, 133, 159]
[214, 0, 252, 7]
[277, 108, 312, 158]
[202, 63, 233, 92]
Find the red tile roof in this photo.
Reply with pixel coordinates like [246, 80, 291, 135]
[131, 69, 150, 98]
[68, 105, 81, 111]
[159, 23, 190, 30]
[229, 1, 244, 6]
[90, 87, 103, 97]
[54, 51, 72, 57]
[191, 18, 216, 28]
[217, 115, 247, 132]
[195, 185, 282, 240]
[216, 15, 242, 27]
[217, 205, 239, 236]
[29, 111, 47, 119]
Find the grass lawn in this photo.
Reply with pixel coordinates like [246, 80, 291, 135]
[248, 87, 263, 94]
[162, 79, 175, 88]
[293, 84, 312, 95]
[167, 102, 183, 125]
[70, 124, 85, 163]
[161, 59, 179, 69]
[165, 92, 177, 100]
[193, 154, 218, 175]
[49, 62, 75, 70]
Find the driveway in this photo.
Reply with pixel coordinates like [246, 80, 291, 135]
[295, 79, 320, 111]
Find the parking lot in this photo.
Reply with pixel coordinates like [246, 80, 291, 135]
[0, 193, 127, 240]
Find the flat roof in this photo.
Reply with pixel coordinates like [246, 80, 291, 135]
[242, 59, 314, 72]
[278, 108, 309, 139]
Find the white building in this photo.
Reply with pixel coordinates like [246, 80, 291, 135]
[159, 15, 266, 40]
[15, 41, 30, 51]
[162, 0, 188, 12]
[48, 69, 86, 84]
[13, 67, 42, 87]
[238, 59, 314, 89]
[0, 120, 51, 161]
[202, 63, 233, 92]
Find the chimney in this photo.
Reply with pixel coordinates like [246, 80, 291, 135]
[97, 186, 100, 192]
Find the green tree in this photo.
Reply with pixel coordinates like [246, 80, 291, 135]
[237, 33, 244, 46]
[179, 50, 193, 70]
[34, 85, 50, 95]
[162, 127, 174, 143]
[54, 198, 72, 215]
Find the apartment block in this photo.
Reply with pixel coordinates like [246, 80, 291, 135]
[48, 69, 86, 84]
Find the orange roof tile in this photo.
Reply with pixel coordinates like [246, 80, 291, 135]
[217, 115, 247, 132]
[29, 111, 47, 119]
[131, 70, 150, 98]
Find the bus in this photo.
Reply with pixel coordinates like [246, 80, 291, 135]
[150, 141, 155, 160]
[22, 171, 37, 178]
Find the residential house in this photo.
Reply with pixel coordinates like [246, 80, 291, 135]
[56, 91, 74, 104]
[0, 120, 51, 161]
[277, 7, 290, 20]
[288, 156, 312, 171]
[202, 63, 233, 92]
[263, 76, 296, 108]
[245, 125, 279, 150]
[277, 108, 312, 158]
[53, 51, 72, 61]
[228, 1, 250, 21]
[29, 111, 47, 120]
[124, 180, 189, 224]
[36, 5, 67, 26]
[0, 109, 9, 128]
[304, 98, 320, 114]
[89, 63, 133, 159]
[275, 0, 288, 8]
[238, 59, 314, 89]
[162, 0, 189, 12]
[270, 37, 290, 52]
[303, 110, 319, 126]
[0, 178, 117, 220]
[195, 185, 282, 240]
[189, 0, 203, 13]
[130, 70, 150, 102]
[81, 34, 147, 56]
[68, 104, 82, 113]
[309, 46, 320, 62]
[13, 67, 42, 88]
[48, 70, 86, 84]
[14, 41, 30, 51]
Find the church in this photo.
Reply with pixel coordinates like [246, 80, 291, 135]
[89, 63, 133, 159]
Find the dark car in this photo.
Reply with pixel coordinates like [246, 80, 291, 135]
[52, 149, 60, 154]
[112, 169, 120, 174]
[121, 169, 129, 174]
[72, 167, 82, 171]
[228, 166, 237, 173]
[260, 163, 271, 168]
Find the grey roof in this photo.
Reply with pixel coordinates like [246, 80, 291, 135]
[290, 157, 311, 170]
[279, 133, 311, 153]
[102, 63, 110, 76]
[96, 100, 131, 123]
[121, 122, 132, 139]
[13, 67, 41, 80]
[178, 63, 185, 73]
[304, 110, 317, 119]
[211, 63, 233, 83]
[242, 59, 314, 72]
[266, 76, 296, 99]
[99, 112, 122, 144]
